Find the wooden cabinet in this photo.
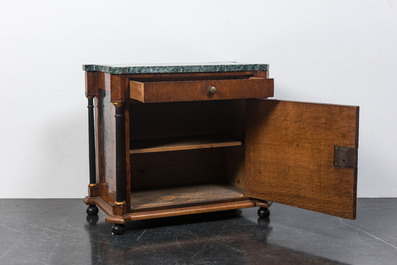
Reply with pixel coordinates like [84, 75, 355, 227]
[83, 64, 359, 235]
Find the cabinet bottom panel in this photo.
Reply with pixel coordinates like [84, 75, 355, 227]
[131, 184, 244, 210]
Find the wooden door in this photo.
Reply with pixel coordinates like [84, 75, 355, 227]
[245, 99, 359, 219]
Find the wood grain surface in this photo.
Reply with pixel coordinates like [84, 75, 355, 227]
[130, 184, 244, 210]
[130, 135, 242, 154]
[129, 78, 274, 103]
[106, 199, 259, 224]
[245, 99, 359, 219]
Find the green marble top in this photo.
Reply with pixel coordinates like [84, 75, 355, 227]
[82, 63, 269, 75]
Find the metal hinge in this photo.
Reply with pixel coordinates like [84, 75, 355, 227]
[334, 145, 357, 169]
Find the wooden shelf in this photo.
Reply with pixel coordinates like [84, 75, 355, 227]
[131, 184, 245, 210]
[130, 136, 242, 154]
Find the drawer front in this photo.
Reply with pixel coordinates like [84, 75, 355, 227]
[129, 78, 274, 103]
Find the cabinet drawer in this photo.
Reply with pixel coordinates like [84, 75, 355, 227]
[129, 78, 274, 103]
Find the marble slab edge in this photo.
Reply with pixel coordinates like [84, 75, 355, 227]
[82, 64, 269, 74]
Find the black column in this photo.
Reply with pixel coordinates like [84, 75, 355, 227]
[88, 97, 96, 185]
[114, 103, 126, 204]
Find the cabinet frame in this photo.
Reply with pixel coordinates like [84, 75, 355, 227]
[83, 68, 359, 231]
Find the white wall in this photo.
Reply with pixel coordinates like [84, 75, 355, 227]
[1, 0, 396, 198]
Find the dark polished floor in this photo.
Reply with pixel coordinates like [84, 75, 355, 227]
[0, 199, 396, 265]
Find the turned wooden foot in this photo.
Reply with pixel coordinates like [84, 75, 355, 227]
[111, 224, 125, 235]
[86, 204, 99, 216]
[257, 207, 270, 218]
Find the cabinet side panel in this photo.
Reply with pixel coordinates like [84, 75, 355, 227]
[245, 99, 359, 219]
[98, 88, 116, 201]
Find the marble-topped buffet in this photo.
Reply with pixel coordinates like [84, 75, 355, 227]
[83, 63, 359, 235]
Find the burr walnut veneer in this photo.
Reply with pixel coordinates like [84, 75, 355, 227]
[83, 64, 359, 235]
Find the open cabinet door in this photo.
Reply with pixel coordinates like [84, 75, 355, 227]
[245, 99, 359, 219]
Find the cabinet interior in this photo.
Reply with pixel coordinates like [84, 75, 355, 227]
[128, 100, 246, 210]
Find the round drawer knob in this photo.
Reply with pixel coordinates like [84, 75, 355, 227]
[208, 86, 217, 94]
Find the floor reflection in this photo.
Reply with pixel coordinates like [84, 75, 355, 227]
[85, 210, 345, 265]
[4, 199, 393, 264]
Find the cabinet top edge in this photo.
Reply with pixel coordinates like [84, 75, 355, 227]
[82, 63, 269, 74]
